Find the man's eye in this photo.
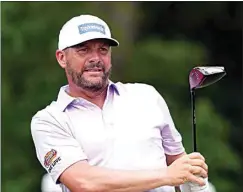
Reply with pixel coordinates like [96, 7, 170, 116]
[100, 47, 108, 53]
[78, 48, 88, 53]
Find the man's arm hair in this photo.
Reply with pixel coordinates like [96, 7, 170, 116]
[59, 160, 171, 192]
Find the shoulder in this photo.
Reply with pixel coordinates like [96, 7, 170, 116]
[30, 102, 73, 140]
[32, 101, 59, 120]
[31, 101, 64, 131]
[115, 82, 159, 97]
[114, 81, 168, 107]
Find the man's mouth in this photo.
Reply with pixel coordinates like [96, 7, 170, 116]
[85, 69, 102, 72]
[84, 67, 103, 72]
[83, 68, 104, 76]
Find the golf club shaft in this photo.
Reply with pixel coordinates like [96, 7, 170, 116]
[191, 89, 197, 152]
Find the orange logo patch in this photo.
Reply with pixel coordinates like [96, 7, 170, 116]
[44, 149, 57, 168]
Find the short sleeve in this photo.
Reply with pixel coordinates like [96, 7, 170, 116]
[31, 111, 88, 184]
[153, 88, 185, 155]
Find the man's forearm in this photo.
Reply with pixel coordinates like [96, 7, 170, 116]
[79, 166, 169, 192]
[61, 162, 171, 192]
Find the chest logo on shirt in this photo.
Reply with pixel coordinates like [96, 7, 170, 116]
[44, 149, 61, 173]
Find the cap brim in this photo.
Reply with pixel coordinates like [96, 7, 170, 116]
[93, 37, 119, 46]
[65, 34, 119, 50]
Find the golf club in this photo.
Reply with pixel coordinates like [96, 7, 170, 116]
[189, 66, 226, 152]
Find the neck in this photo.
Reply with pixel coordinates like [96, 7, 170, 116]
[68, 82, 108, 109]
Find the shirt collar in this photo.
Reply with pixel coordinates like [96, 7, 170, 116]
[56, 80, 119, 111]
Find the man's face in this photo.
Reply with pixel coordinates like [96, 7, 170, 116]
[63, 39, 112, 91]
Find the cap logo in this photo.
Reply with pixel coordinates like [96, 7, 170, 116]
[78, 23, 105, 35]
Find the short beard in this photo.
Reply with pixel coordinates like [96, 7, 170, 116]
[66, 61, 111, 92]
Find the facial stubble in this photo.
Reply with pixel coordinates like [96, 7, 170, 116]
[66, 61, 111, 92]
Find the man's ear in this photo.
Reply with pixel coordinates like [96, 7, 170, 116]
[56, 50, 67, 68]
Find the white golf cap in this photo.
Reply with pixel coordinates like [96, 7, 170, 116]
[58, 14, 119, 50]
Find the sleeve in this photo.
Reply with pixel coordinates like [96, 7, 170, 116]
[31, 112, 88, 184]
[153, 87, 185, 155]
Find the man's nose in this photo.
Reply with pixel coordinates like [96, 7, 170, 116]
[88, 51, 101, 63]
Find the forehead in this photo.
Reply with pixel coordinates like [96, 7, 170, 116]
[74, 39, 110, 47]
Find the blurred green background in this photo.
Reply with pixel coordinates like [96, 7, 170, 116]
[2, 2, 242, 192]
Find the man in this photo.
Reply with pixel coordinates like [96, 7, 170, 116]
[31, 14, 209, 192]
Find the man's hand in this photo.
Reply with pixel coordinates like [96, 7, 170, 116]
[166, 152, 208, 187]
